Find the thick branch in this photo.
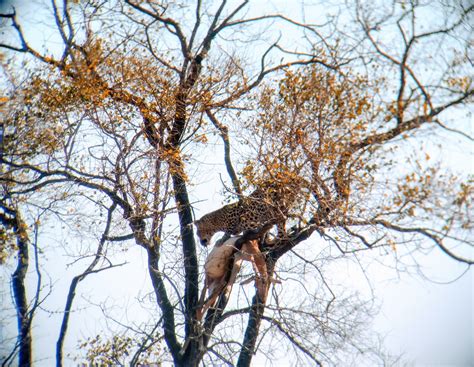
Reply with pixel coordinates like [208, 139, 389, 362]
[51, 0, 75, 62]
[268, 222, 321, 261]
[169, 172, 199, 362]
[0, 159, 154, 246]
[332, 90, 473, 205]
[236, 295, 265, 367]
[1, 206, 32, 366]
[0, 10, 62, 67]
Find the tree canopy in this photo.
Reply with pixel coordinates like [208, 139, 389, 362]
[0, 0, 472, 366]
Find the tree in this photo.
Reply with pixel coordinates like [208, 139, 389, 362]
[0, 0, 472, 366]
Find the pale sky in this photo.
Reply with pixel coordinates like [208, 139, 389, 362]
[1, 1, 473, 366]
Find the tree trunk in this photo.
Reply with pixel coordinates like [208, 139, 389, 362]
[236, 296, 266, 367]
[237, 258, 275, 367]
[12, 230, 32, 366]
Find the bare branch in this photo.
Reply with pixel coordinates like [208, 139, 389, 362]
[56, 202, 119, 366]
[433, 119, 474, 141]
[125, 0, 190, 60]
[261, 315, 323, 366]
[374, 220, 473, 265]
[205, 109, 242, 196]
[188, 0, 202, 52]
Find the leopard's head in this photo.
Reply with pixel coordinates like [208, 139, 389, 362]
[194, 219, 214, 246]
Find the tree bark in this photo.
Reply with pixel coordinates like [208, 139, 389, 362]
[146, 245, 183, 363]
[236, 293, 266, 367]
[10, 213, 32, 366]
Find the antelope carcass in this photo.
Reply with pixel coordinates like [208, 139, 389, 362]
[196, 237, 269, 321]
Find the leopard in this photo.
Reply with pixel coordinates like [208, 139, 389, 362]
[194, 185, 296, 246]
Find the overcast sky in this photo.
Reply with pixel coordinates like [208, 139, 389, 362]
[0, 0, 472, 366]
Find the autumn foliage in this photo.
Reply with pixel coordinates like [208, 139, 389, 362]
[0, 1, 472, 366]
